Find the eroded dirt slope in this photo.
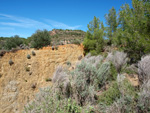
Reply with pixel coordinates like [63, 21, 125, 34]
[0, 44, 84, 113]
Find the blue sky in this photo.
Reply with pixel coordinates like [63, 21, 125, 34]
[0, 0, 132, 38]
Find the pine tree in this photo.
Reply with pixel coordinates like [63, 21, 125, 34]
[83, 16, 105, 55]
[116, 0, 150, 62]
[105, 7, 117, 45]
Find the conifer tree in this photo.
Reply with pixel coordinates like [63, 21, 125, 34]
[105, 7, 117, 45]
[83, 16, 105, 55]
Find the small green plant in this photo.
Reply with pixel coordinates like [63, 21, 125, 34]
[9, 59, 14, 66]
[0, 50, 6, 57]
[0, 73, 2, 78]
[32, 51, 36, 56]
[31, 83, 36, 89]
[45, 78, 52, 82]
[78, 55, 82, 60]
[29, 72, 32, 75]
[66, 61, 71, 66]
[98, 82, 121, 105]
[90, 50, 97, 56]
[110, 63, 117, 81]
[55, 46, 58, 50]
[25, 67, 30, 72]
[27, 54, 31, 59]
[52, 46, 55, 50]
[72, 39, 81, 45]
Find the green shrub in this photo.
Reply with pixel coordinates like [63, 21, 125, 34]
[25, 67, 30, 72]
[106, 95, 137, 113]
[66, 61, 71, 66]
[27, 54, 31, 59]
[72, 39, 81, 45]
[31, 29, 51, 49]
[98, 78, 137, 106]
[4, 35, 23, 50]
[138, 55, 150, 84]
[71, 57, 110, 105]
[118, 78, 137, 97]
[137, 80, 150, 112]
[90, 50, 97, 56]
[32, 51, 36, 56]
[110, 63, 117, 81]
[98, 82, 121, 105]
[0, 50, 6, 57]
[71, 61, 97, 105]
[55, 46, 58, 50]
[97, 62, 110, 87]
[24, 87, 83, 113]
[45, 78, 52, 82]
[9, 59, 14, 66]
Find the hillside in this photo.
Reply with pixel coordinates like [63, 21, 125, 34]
[0, 44, 84, 113]
[0, 29, 86, 50]
[49, 29, 86, 45]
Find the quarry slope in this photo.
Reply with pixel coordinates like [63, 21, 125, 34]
[0, 44, 84, 113]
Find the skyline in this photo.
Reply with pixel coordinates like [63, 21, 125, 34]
[0, 0, 132, 38]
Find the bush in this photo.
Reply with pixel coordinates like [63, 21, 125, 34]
[32, 51, 36, 56]
[4, 35, 23, 50]
[23, 87, 87, 113]
[82, 54, 103, 69]
[110, 63, 118, 81]
[106, 95, 136, 113]
[52, 66, 71, 98]
[71, 61, 97, 105]
[52, 46, 54, 50]
[31, 29, 51, 49]
[66, 61, 71, 66]
[9, 59, 14, 66]
[0, 50, 6, 57]
[78, 55, 82, 60]
[27, 54, 31, 59]
[138, 80, 150, 112]
[97, 62, 110, 87]
[100, 78, 137, 112]
[45, 78, 52, 82]
[106, 51, 128, 73]
[98, 82, 121, 105]
[55, 46, 58, 50]
[138, 55, 150, 84]
[70, 55, 110, 105]
[25, 67, 30, 72]
[72, 39, 81, 45]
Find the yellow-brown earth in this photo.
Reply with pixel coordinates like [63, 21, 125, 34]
[0, 44, 84, 113]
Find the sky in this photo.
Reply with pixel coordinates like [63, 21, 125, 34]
[0, 0, 132, 38]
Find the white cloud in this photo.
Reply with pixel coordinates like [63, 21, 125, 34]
[44, 19, 81, 30]
[0, 13, 52, 29]
[0, 13, 82, 30]
[0, 27, 15, 30]
[0, 13, 82, 37]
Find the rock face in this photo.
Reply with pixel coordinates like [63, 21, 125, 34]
[0, 44, 84, 113]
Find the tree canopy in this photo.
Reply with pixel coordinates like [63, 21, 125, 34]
[31, 29, 51, 49]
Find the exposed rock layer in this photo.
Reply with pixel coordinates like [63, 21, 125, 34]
[0, 44, 84, 113]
